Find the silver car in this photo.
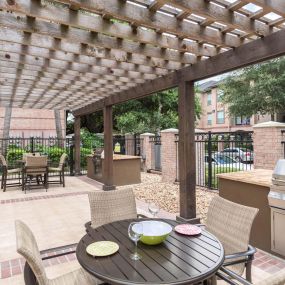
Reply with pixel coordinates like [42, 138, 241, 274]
[220, 148, 253, 163]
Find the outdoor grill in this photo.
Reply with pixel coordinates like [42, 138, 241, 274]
[268, 159, 285, 256]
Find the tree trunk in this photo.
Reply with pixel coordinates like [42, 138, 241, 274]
[271, 114, 275, 121]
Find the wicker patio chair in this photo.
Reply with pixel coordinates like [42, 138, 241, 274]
[217, 266, 285, 285]
[0, 154, 22, 192]
[205, 196, 259, 282]
[48, 153, 67, 187]
[15, 220, 104, 285]
[86, 187, 144, 230]
[23, 156, 48, 193]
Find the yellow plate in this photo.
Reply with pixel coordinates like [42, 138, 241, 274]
[86, 241, 119, 257]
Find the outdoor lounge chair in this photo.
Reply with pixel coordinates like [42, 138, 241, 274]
[0, 154, 22, 192]
[86, 187, 144, 230]
[205, 196, 259, 283]
[48, 153, 67, 187]
[217, 266, 285, 285]
[15, 220, 104, 285]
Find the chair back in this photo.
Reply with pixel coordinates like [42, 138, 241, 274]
[15, 220, 48, 285]
[25, 156, 48, 175]
[205, 196, 258, 275]
[59, 153, 67, 168]
[0, 154, 7, 167]
[88, 188, 137, 228]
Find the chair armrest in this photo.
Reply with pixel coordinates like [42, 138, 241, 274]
[40, 243, 77, 260]
[217, 267, 252, 285]
[225, 245, 256, 261]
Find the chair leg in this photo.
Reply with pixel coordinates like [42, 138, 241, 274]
[1, 172, 4, 189]
[245, 260, 253, 282]
[3, 173, 7, 192]
[62, 171, 65, 188]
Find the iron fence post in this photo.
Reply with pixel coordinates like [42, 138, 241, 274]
[207, 131, 212, 189]
[30, 136, 34, 153]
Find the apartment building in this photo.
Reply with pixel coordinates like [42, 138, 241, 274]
[196, 80, 272, 132]
[0, 107, 66, 139]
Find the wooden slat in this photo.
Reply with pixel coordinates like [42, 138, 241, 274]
[73, 27, 285, 115]
[1, 0, 241, 48]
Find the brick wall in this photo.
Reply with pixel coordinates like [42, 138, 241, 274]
[140, 133, 155, 171]
[0, 107, 66, 138]
[161, 129, 178, 182]
[253, 121, 285, 170]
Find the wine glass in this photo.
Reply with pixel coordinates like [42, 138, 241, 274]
[128, 222, 143, 260]
[148, 202, 160, 218]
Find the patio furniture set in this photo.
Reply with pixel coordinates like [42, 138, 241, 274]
[0, 153, 67, 193]
[14, 188, 285, 285]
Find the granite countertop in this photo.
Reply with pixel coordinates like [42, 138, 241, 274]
[217, 169, 273, 187]
[87, 154, 141, 160]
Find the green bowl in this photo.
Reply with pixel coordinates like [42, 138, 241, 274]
[134, 221, 172, 245]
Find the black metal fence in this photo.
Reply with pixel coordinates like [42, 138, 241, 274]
[0, 135, 142, 181]
[175, 131, 254, 190]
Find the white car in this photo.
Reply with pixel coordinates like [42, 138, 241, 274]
[220, 148, 253, 163]
[205, 154, 252, 171]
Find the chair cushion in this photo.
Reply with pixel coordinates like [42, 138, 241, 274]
[7, 168, 22, 174]
[50, 267, 104, 285]
[48, 167, 61, 172]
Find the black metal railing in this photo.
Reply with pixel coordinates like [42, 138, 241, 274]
[149, 135, 162, 171]
[175, 131, 254, 190]
[0, 135, 142, 181]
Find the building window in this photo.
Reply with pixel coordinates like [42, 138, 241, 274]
[217, 110, 225, 124]
[207, 93, 212, 106]
[217, 89, 224, 102]
[207, 113, 212, 125]
[235, 116, 250, 125]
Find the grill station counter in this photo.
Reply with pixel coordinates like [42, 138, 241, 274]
[87, 151, 141, 186]
[268, 159, 285, 256]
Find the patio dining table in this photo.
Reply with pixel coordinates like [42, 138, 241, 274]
[76, 219, 225, 285]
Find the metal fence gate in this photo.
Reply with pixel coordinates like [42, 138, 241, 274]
[175, 131, 254, 190]
[150, 135, 162, 171]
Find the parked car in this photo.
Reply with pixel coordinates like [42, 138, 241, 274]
[205, 154, 250, 171]
[220, 147, 253, 163]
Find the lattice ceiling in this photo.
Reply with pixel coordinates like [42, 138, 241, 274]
[0, 0, 284, 110]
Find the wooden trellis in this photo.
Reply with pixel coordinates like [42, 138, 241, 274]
[0, 0, 284, 110]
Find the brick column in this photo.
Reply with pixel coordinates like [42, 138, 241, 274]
[253, 121, 285, 169]
[161, 128, 178, 182]
[140, 133, 155, 171]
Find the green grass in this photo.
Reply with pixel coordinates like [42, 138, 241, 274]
[206, 166, 239, 189]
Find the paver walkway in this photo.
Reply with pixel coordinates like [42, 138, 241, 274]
[0, 175, 284, 284]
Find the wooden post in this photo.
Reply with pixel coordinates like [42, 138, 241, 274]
[177, 80, 199, 223]
[103, 105, 115, 190]
[74, 116, 81, 175]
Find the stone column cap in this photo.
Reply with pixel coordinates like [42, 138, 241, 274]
[161, 128, 178, 133]
[140, 132, 155, 136]
[253, 121, 285, 128]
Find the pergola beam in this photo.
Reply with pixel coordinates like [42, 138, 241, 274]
[73, 27, 285, 116]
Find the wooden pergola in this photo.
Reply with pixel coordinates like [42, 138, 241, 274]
[1, 0, 285, 221]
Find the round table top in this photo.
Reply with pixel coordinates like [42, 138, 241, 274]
[76, 219, 224, 285]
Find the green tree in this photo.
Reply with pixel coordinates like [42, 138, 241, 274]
[221, 57, 285, 120]
[78, 87, 202, 134]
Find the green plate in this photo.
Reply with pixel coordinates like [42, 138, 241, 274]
[86, 241, 119, 257]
